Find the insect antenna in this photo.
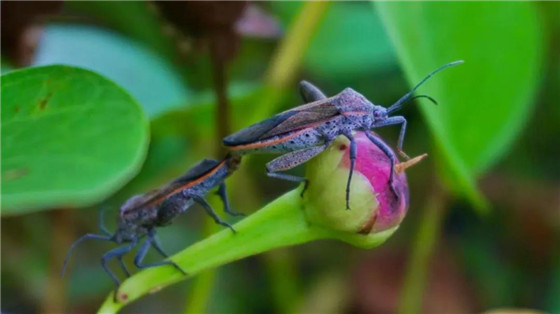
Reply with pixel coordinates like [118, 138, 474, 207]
[61, 233, 113, 277]
[387, 60, 463, 114]
[409, 94, 438, 106]
[99, 205, 112, 236]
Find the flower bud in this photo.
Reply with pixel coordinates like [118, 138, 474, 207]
[303, 132, 418, 239]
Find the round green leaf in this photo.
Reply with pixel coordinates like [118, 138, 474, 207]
[1, 65, 149, 214]
[376, 2, 543, 210]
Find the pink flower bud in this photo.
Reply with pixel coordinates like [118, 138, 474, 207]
[304, 132, 417, 235]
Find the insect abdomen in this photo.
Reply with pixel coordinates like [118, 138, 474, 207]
[228, 128, 323, 154]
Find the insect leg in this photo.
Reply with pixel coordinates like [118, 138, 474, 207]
[192, 195, 236, 233]
[217, 182, 244, 217]
[132, 238, 186, 275]
[365, 131, 399, 199]
[62, 233, 112, 277]
[372, 116, 410, 160]
[117, 256, 131, 277]
[343, 133, 357, 210]
[151, 236, 170, 259]
[266, 145, 329, 196]
[98, 206, 111, 236]
[146, 233, 187, 275]
[100, 238, 138, 287]
[299, 80, 327, 102]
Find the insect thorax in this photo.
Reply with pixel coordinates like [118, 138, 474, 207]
[113, 220, 147, 243]
[334, 88, 374, 113]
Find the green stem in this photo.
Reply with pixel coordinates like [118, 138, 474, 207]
[397, 186, 449, 314]
[98, 190, 317, 313]
[98, 189, 397, 313]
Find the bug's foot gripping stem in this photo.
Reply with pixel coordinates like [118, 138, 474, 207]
[345, 192, 351, 211]
[226, 209, 246, 217]
[113, 284, 122, 303]
[398, 149, 411, 161]
[300, 180, 310, 198]
[171, 261, 188, 276]
[221, 221, 237, 234]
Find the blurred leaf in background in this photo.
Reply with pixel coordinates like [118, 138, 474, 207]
[33, 24, 190, 118]
[1, 65, 149, 214]
[270, 2, 397, 80]
[65, 1, 179, 64]
[377, 2, 544, 210]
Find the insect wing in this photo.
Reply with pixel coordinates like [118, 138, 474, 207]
[171, 159, 220, 184]
[223, 111, 299, 145]
[263, 100, 339, 137]
[122, 159, 220, 213]
[223, 98, 339, 145]
[121, 189, 162, 213]
[159, 159, 221, 200]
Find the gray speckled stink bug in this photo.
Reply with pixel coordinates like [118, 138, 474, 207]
[62, 154, 242, 291]
[224, 61, 463, 209]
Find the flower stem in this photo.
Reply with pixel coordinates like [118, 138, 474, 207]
[98, 187, 397, 313]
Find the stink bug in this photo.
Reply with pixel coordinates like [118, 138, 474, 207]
[223, 61, 463, 209]
[62, 154, 242, 289]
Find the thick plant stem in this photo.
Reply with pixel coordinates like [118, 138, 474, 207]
[397, 185, 449, 314]
[98, 190, 321, 313]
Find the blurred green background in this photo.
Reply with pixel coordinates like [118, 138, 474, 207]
[1, 1, 559, 313]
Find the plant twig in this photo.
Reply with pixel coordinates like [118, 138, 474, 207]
[209, 42, 230, 156]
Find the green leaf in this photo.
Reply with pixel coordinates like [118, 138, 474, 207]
[1, 65, 149, 214]
[376, 2, 543, 210]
